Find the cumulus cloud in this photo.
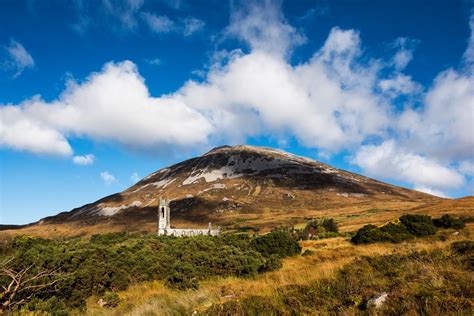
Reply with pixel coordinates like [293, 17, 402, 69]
[226, 0, 306, 57]
[397, 67, 474, 162]
[176, 24, 390, 150]
[379, 74, 422, 96]
[3, 39, 35, 78]
[353, 13, 474, 195]
[0, 61, 212, 156]
[352, 140, 464, 196]
[100, 171, 117, 185]
[73, 154, 95, 165]
[458, 161, 474, 177]
[0, 103, 72, 156]
[1, 2, 473, 196]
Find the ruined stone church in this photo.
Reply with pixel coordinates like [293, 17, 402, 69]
[157, 199, 220, 237]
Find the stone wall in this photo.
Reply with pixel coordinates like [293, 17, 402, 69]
[158, 228, 220, 237]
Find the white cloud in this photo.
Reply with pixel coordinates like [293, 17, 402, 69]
[463, 13, 474, 65]
[392, 37, 417, 71]
[379, 74, 422, 96]
[130, 172, 140, 183]
[4, 39, 35, 78]
[1, 2, 473, 196]
[73, 154, 95, 165]
[413, 186, 448, 198]
[0, 61, 212, 156]
[182, 17, 205, 36]
[0, 103, 72, 156]
[458, 161, 474, 176]
[225, 0, 306, 57]
[100, 171, 117, 185]
[101, 0, 145, 30]
[141, 12, 175, 33]
[176, 25, 390, 151]
[352, 140, 464, 195]
[397, 69, 474, 161]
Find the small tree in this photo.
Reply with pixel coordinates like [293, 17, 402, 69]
[0, 258, 65, 310]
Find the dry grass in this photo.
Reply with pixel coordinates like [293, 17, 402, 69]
[3, 197, 472, 239]
[82, 224, 473, 316]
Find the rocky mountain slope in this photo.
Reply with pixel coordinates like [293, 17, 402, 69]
[37, 145, 441, 233]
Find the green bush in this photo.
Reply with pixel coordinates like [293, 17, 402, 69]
[379, 223, 413, 243]
[351, 223, 413, 245]
[322, 218, 338, 233]
[260, 255, 283, 272]
[251, 231, 301, 258]
[351, 214, 464, 245]
[433, 214, 465, 229]
[399, 214, 437, 237]
[351, 224, 386, 244]
[0, 233, 278, 311]
[292, 218, 339, 240]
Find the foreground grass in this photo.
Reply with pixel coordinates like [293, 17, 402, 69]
[85, 225, 472, 315]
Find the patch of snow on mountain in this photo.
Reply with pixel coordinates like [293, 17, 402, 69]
[143, 168, 170, 181]
[152, 177, 176, 188]
[322, 168, 338, 174]
[197, 183, 227, 195]
[99, 201, 142, 216]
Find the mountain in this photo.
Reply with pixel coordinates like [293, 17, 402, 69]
[33, 145, 442, 234]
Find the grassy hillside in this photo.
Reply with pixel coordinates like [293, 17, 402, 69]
[1, 211, 472, 315]
[2, 197, 472, 239]
[84, 225, 472, 315]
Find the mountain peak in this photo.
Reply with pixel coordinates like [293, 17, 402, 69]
[42, 145, 438, 227]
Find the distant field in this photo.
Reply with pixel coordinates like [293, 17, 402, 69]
[2, 197, 472, 239]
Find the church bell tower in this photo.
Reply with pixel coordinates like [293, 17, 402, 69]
[157, 198, 170, 235]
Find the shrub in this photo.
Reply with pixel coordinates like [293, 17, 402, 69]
[322, 218, 338, 233]
[260, 255, 283, 272]
[379, 223, 412, 243]
[399, 215, 437, 237]
[251, 231, 301, 258]
[451, 240, 474, 255]
[433, 215, 465, 229]
[351, 223, 412, 245]
[351, 225, 386, 244]
[0, 232, 275, 311]
[302, 249, 315, 257]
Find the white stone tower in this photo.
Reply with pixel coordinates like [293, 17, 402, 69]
[157, 198, 170, 236]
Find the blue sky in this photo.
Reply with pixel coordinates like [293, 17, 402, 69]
[1, 0, 473, 224]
